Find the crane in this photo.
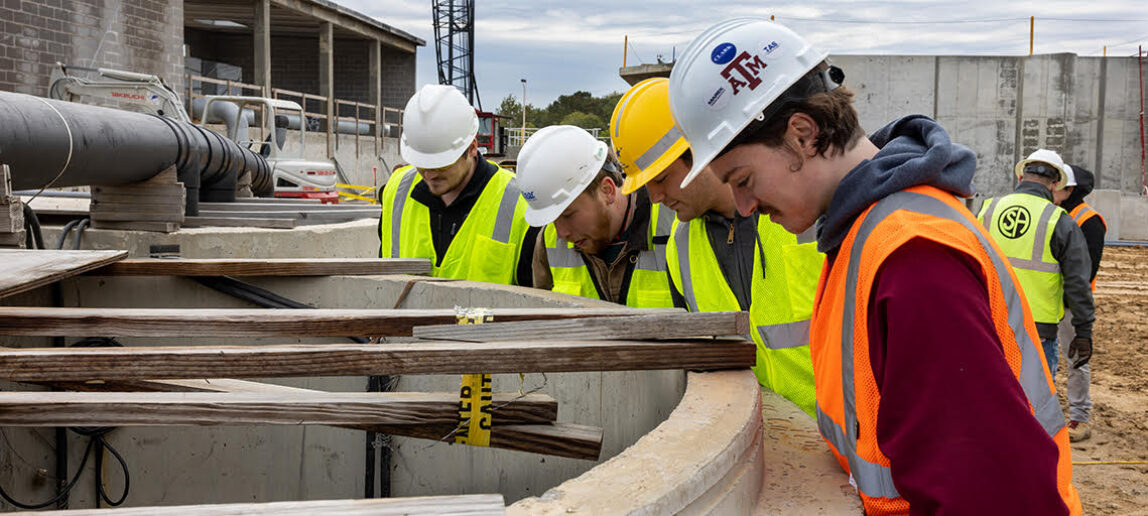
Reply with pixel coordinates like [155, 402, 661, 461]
[431, 0, 506, 156]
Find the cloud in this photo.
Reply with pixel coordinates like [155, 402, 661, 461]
[334, 0, 1147, 112]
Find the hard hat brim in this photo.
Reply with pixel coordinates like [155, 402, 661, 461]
[1014, 158, 1069, 190]
[400, 137, 470, 170]
[523, 200, 571, 227]
[620, 138, 690, 195]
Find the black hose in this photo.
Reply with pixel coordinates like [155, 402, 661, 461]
[22, 204, 43, 250]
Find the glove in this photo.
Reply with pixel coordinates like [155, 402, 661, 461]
[1068, 337, 1092, 369]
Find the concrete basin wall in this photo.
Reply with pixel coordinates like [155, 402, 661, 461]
[0, 228, 686, 509]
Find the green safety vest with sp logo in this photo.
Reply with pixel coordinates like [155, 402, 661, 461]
[664, 213, 823, 417]
[977, 193, 1066, 323]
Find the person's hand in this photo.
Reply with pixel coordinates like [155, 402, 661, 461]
[1068, 337, 1092, 368]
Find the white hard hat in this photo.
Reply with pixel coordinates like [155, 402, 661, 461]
[515, 125, 609, 226]
[1015, 149, 1071, 190]
[1062, 164, 1077, 187]
[400, 85, 479, 169]
[669, 18, 828, 188]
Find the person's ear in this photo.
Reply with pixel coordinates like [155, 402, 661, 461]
[787, 112, 820, 158]
[599, 176, 618, 204]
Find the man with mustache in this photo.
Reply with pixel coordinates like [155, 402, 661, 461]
[608, 77, 823, 416]
[515, 125, 676, 308]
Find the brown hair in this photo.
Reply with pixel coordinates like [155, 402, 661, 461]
[722, 64, 864, 168]
[587, 152, 625, 193]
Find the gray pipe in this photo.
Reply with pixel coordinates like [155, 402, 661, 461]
[0, 91, 271, 215]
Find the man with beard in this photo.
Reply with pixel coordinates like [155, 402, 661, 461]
[514, 125, 677, 308]
[378, 85, 537, 285]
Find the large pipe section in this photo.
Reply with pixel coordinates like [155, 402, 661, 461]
[0, 91, 271, 215]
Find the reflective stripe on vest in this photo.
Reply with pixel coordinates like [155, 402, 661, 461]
[1070, 203, 1107, 231]
[823, 190, 1065, 501]
[381, 164, 527, 283]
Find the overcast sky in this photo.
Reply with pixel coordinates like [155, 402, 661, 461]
[337, 1, 1147, 113]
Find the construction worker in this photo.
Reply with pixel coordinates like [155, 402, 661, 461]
[378, 85, 537, 285]
[668, 18, 1080, 514]
[977, 149, 1095, 379]
[608, 77, 822, 416]
[514, 125, 676, 308]
[1054, 163, 1106, 442]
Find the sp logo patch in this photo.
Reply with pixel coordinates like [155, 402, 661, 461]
[997, 205, 1032, 239]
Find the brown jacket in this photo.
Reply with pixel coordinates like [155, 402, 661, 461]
[533, 189, 668, 304]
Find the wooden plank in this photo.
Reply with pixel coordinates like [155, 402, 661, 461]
[92, 258, 432, 277]
[0, 307, 678, 337]
[88, 191, 184, 204]
[31, 378, 604, 460]
[0, 250, 128, 299]
[196, 209, 381, 221]
[0, 338, 754, 380]
[183, 216, 297, 229]
[88, 210, 183, 222]
[0, 391, 557, 427]
[21, 196, 89, 217]
[13, 494, 506, 515]
[89, 220, 179, 233]
[414, 311, 749, 342]
[90, 201, 184, 215]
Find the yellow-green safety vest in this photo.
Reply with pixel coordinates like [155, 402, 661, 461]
[379, 163, 531, 285]
[542, 203, 675, 308]
[665, 214, 823, 416]
[978, 193, 1066, 323]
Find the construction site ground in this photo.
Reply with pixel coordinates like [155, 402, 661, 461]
[1072, 246, 1148, 515]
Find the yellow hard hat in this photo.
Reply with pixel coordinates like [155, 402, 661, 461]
[609, 78, 690, 195]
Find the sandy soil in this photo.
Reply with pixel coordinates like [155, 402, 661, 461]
[1069, 246, 1148, 515]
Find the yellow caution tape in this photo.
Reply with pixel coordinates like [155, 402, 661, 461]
[455, 308, 493, 447]
[336, 191, 377, 203]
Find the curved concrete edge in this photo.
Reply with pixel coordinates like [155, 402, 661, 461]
[754, 391, 862, 515]
[507, 370, 764, 515]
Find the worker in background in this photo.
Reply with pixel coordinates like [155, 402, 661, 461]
[608, 77, 822, 416]
[669, 18, 1080, 514]
[514, 125, 677, 308]
[378, 84, 537, 286]
[1054, 163, 1106, 442]
[977, 149, 1095, 380]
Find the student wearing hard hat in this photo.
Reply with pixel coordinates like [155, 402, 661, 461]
[378, 84, 537, 285]
[1052, 163, 1105, 442]
[668, 18, 1080, 514]
[977, 150, 1095, 381]
[609, 77, 823, 416]
[514, 125, 677, 308]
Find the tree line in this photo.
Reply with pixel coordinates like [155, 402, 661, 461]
[496, 90, 623, 132]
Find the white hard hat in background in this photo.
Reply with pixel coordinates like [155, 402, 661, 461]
[400, 85, 479, 169]
[1062, 164, 1077, 187]
[668, 18, 828, 188]
[1015, 149, 1071, 190]
[515, 125, 609, 227]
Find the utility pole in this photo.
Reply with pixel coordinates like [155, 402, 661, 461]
[521, 78, 527, 145]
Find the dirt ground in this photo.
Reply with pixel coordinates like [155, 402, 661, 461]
[1070, 246, 1148, 515]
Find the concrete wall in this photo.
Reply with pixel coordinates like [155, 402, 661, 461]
[0, 224, 687, 510]
[0, 0, 184, 96]
[833, 53, 1148, 200]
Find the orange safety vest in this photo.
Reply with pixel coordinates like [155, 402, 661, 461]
[1069, 202, 1107, 291]
[810, 185, 1080, 515]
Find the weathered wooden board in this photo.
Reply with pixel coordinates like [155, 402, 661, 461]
[92, 258, 432, 277]
[0, 307, 679, 337]
[0, 339, 754, 380]
[0, 249, 128, 299]
[10, 494, 506, 515]
[31, 378, 604, 460]
[414, 311, 750, 342]
[0, 391, 556, 427]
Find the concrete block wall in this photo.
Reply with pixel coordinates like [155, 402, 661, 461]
[0, 0, 183, 96]
[832, 53, 1148, 200]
